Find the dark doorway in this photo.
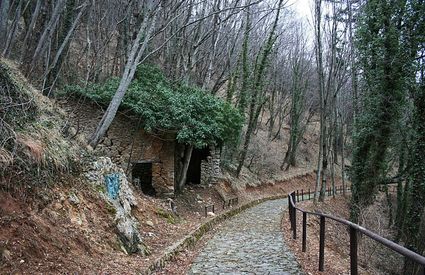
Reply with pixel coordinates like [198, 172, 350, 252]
[132, 162, 156, 196]
[186, 147, 210, 185]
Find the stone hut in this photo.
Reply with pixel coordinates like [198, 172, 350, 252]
[62, 100, 222, 196]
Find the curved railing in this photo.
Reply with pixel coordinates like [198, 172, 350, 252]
[287, 187, 425, 275]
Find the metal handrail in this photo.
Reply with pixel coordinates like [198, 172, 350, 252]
[287, 187, 425, 275]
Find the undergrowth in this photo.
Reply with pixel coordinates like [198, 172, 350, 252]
[0, 59, 80, 190]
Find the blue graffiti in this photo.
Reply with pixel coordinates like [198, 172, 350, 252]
[104, 173, 120, 200]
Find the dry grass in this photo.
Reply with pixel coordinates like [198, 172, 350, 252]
[0, 59, 81, 189]
[17, 134, 44, 164]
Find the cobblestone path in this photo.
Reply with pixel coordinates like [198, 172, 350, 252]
[188, 199, 302, 275]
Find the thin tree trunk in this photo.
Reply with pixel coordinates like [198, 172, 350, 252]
[43, 1, 87, 95]
[88, 8, 159, 148]
[30, 0, 66, 69]
[341, 123, 346, 196]
[313, 0, 324, 203]
[0, 0, 10, 51]
[2, 0, 22, 57]
[20, 0, 41, 63]
[236, 0, 283, 177]
[177, 145, 193, 191]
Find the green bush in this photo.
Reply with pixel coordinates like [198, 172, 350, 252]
[64, 64, 243, 148]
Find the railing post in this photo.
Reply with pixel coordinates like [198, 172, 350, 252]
[350, 226, 358, 275]
[290, 192, 297, 239]
[291, 192, 296, 207]
[308, 188, 311, 200]
[296, 190, 299, 202]
[288, 195, 293, 230]
[301, 189, 304, 201]
[293, 206, 297, 239]
[302, 212, 307, 252]
[319, 216, 325, 271]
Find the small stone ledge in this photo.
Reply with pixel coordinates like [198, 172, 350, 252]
[141, 194, 288, 275]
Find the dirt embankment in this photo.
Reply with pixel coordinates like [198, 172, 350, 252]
[0, 171, 317, 274]
[1, 58, 323, 274]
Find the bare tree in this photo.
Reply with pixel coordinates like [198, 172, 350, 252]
[0, 0, 10, 51]
[88, 1, 161, 148]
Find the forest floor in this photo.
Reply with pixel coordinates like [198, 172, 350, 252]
[0, 171, 318, 274]
[0, 58, 328, 274]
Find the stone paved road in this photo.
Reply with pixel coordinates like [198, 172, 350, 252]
[188, 199, 303, 275]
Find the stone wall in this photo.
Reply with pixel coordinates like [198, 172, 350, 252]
[61, 99, 175, 196]
[200, 145, 222, 185]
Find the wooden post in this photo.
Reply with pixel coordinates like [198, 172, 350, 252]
[302, 212, 307, 252]
[350, 226, 358, 275]
[309, 188, 311, 200]
[293, 206, 297, 239]
[288, 195, 293, 230]
[296, 190, 299, 202]
[301, 189, 304, 201]
[319, 216, 325, 271]
[291, 193, 297, 239]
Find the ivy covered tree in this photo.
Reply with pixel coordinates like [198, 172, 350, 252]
[350, 0, 425, 268]
[350, 0, 416, 222]
[404, 59, 425, 274]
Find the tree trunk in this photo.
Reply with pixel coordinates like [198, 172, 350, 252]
[88, 8, 159, 148]
[43, 0, 87, 96]
[20, 0, 41, 63]
[236, 0, 283, 177]
[313, 0, 325, 203]
[177, 145, 193, 191]
[31, 0, 66, 68]
[0, 0, 10, 51]
[2, 0, 23, 57]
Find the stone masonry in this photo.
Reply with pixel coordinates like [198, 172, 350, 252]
[201, 145, 222, 185]
[61, 99, 175, 195]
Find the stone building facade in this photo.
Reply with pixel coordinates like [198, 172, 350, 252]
[200, 145, 222, 185]
[62, 99, 222, 196]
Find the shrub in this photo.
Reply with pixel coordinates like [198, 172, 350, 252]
[65, 64, 243, 148]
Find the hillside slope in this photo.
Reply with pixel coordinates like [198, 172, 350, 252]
[0, 59, 323, 273]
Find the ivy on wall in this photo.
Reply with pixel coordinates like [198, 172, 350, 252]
[65, 64, 243, 149]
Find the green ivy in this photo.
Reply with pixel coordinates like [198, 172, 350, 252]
[64, 64, 243, 148]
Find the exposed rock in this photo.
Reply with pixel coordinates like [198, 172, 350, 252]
[68, 193, 80, 205]
[146, 220, 154, 227]
[1, 248, 11, 262]
[84, 157, 149, 255]
[102, 137, 113, 147]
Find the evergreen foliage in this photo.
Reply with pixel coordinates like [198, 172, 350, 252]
[350, 0, 415, 221]
[65, 64, 243, 149]
[352, 0, 425, 270]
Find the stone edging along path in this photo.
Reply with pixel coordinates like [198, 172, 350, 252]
[141, 194, 288, 275]
[141, 172, 314, 274]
